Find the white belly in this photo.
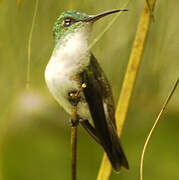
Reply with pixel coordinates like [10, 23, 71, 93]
[45, 59, 91, 120]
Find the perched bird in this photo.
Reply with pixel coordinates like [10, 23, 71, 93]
[45, 9, 129, 172]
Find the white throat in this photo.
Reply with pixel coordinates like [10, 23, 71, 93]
[49, 26, 91, 75]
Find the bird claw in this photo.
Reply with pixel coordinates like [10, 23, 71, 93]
[68, 83, 86, 106]
[68, 91, 80, 106]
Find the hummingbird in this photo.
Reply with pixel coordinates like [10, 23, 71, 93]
[45, 9, 129, 172]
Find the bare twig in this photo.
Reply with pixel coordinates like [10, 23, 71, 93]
[70, 83, 86, 180]
[71, 105, 78, 180]
[140, 78, 179, 180]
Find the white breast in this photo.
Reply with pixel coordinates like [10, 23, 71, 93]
[45, 27, 91, 120]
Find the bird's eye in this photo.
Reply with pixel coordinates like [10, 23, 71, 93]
[62, 18, 74, 27]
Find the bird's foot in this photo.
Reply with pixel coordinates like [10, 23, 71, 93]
[68, 83, 86, 106]
[68, 90, 81, 106]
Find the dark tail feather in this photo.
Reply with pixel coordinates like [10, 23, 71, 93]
[101, 130, 129, 172]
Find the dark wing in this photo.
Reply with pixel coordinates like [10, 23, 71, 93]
[80, 53, 129, 171]
[90, 53, 116, 127]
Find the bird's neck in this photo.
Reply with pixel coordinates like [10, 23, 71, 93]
[50, 26, 91, 73]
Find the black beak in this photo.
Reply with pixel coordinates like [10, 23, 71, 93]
[81, 9, 128, 22]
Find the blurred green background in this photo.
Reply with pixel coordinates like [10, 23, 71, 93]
[0, 0, 179, 179]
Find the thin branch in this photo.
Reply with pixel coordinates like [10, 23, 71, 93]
[71, 105, 78, 180]
[70, 84, 86, 180]
[140, 78, 179, 180]
[26, 0, 39, 89]
[97, 0, 156, 179]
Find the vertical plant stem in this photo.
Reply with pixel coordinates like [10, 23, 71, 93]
[97, 0, 156, 179]
[26, 0, 39, 89]
[70, 84, 86, 180]
[140, 78, 179, 180]
[116, 0, 156, 136]
[71, 105, 78, 180]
